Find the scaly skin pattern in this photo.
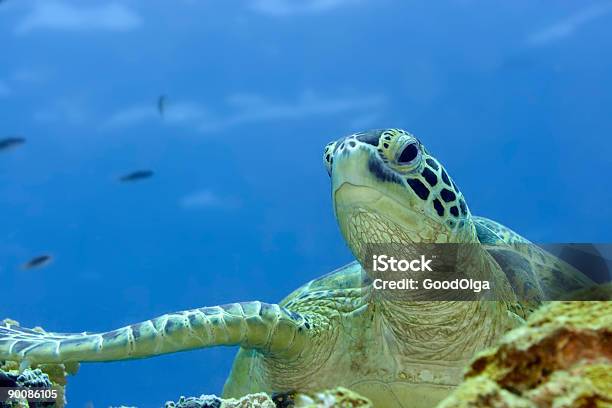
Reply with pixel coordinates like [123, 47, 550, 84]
[0, 302, 312, 362]
[0, 128, 595, 408]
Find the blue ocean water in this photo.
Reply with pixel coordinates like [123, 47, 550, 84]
[1, 1, 611, 406]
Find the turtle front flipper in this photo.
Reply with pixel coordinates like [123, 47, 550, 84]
[0, 302, 310, 365]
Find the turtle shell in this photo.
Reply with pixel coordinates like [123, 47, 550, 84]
[474, 216, 595, 306]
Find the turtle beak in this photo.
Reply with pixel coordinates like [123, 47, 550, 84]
[331, 143, 383, 216]
[331, 141, 410, 218]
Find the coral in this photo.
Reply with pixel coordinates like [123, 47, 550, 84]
[165, 393, 274, 408]
[437, 301, 612, 408]
[13, 369, 52, 389]
[293, 387, 373, 407]
[165, 387, 372, 408]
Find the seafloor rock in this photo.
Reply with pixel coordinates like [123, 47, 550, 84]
[165, 393, 274, 408]
[437, 301, 612, 408]
[1, 319, 80, 408]
[165, 387, 372, 408]
[292, 387, 373, 407]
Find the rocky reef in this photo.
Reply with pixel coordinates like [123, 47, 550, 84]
[437, 301, 612, 408]
[290, 387, 372, 407]
[164, 387, 373, 408]
[165, 392, 274, 408]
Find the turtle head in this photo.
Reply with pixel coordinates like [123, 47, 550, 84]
[324, 129, 479, 264]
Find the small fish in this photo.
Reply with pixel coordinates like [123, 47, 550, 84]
[22, 254, 52, 270]
[119, 170, 154, 182]
[157, 95, 167, 117]
[0, 137, 26, 152]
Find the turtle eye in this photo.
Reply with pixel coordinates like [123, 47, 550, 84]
[397, 143, 419, 164]
[323, 141, 337, 176]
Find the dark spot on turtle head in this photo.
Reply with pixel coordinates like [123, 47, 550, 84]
[355, 129, 384, 147]
[406, 178, 430, 200]
[440, 188, 456, 202]
[421, 167, 437, 186]
[304, 322, 311, 329]
[450, 206, 459, 217]
[426, 158, 439, 171]
[348, 140, 356, 148]
[383, 142, 389, 149]
[433, 198, 444, 216]
[368, 156, 404, 185]
[441, 168, 451, 186]
[332, 141, 344, 154]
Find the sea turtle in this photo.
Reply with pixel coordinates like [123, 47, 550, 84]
[0, 129, 595, 407]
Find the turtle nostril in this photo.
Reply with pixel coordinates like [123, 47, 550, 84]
[355, 129, 384, 146]
[348, 141, 356, 148]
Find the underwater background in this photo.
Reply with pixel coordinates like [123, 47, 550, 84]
[1, 1, 612, 406]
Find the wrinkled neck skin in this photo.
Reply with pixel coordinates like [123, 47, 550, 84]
[332, 183, 519, 396]
[227, 183, 522, 408]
